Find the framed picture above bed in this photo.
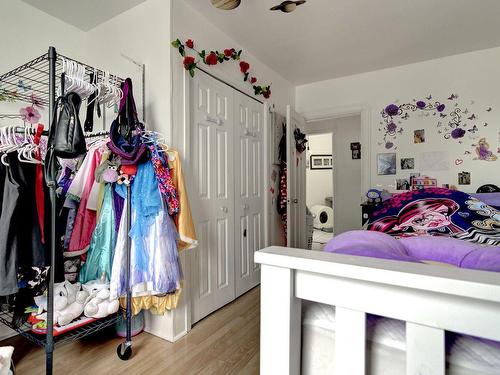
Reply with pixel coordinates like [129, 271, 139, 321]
[310, 154, 333, 170]
[377, 152, 396, 175]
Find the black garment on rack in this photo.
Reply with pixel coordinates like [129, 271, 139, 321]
[84, 73, 96, 132]
[0, 155, 44, 295]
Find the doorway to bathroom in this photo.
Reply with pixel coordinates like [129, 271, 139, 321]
[306, 133, 334, 250]
[304, 114, 363, 250]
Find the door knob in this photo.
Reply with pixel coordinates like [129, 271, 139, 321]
[293, 198, 299, 204]
[220, 206, 228, 213]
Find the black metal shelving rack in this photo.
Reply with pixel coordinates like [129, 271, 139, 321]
[0, 46, 136, 374]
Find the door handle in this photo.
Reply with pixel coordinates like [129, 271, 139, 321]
[220, 206, 228, 213]
[292, 199, 298, 204]
[205, 115, 223, 126]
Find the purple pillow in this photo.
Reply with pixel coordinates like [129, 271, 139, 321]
[324, 230, 420, 263]
[399, 236, 478, 266]
[460, 247, 500, 272]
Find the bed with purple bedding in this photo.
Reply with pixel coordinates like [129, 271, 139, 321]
[317, 188, 500, 373]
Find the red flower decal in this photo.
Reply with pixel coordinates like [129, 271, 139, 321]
[185, 39, 194, 49]
[239, 61, 250, 74]
[206, 52, 218, 65]
[183, 56, 195, 69]
[263, 89, 271, 99]
[250, 77, 257, 84]
[224, 49, 233, 57]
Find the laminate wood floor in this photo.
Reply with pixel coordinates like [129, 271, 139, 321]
[1, 287, 260, 375]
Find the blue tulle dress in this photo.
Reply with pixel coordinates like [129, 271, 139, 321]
[79, 183, 116, 283]
[110, 160, 182, 299]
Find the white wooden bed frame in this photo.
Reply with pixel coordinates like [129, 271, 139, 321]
[255, 246, 500, 375]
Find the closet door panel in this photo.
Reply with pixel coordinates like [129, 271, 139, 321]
[234, 92, 265, 297]
[191, 72, 235, 324]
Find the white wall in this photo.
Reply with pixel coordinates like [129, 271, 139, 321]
[296, 47, 500, 194]
[0, 1, 87, 73]
[0, 1, 88, 125]
[306, 134, 333, 208]
[86, 0, 171, 138]
[307, 116, 362, 234]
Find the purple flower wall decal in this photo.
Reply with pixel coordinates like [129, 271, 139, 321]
[451, 128, 466, 139]
[386, 122, 397, 133]
[416, 101, 426, 109]
[436, 103, 445, 112]
[385, 104, 399, 116]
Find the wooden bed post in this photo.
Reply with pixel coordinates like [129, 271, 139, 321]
[260, 265, 301, 375]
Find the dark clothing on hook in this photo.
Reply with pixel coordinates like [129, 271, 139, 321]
[0, 155, 49, 296]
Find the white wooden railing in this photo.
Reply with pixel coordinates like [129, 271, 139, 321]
[255, 246, 500, 375]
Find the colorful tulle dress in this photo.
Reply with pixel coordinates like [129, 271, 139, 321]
[110, 160, 182, 300]
[79, 183, 116, 283]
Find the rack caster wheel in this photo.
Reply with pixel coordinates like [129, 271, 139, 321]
[117, 342, 132, 361]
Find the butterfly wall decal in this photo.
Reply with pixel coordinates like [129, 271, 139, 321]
[487, 107, 492, 112]
[468, 125, 478, 133]
[439, 113, 447, 118]
[402, 113, 409, 120]
[448, 93, 458, 100]
[484, 122, 488, 127]
[426, 95, 432, 100]
[467, 114, 477, 120]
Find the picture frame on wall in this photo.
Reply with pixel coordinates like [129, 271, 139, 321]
[377, 153, 397, 175]
[310, 154, 333, 170]
[350, 142, 361, 159]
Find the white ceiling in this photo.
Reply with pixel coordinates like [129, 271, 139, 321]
[185, 0, 500, 85]
[21, 0, 148, 31]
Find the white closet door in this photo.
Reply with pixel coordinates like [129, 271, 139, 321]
[190, 72, 235, 323]
[286, 106, 307, 248]
[234, 92, 264, 296]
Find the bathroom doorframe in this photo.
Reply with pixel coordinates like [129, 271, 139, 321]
[301, 103, 371, 234]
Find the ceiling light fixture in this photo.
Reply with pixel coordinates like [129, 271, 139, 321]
[270, 0, 306, 13]
[211, 0, 241, 10]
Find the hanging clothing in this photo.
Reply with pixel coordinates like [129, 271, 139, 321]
[66, 144, 105, 256]
[163, 146, 197, 251]
[0, 155, 47, 296]
[79, 184, 116, 283]
[120, 146, 197, 315]
[150, 145, 179, 216]
[110, 160, 182, 300]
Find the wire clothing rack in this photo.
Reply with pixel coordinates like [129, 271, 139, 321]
[0, 51, 124, 107]
[0, 46, 136, 375]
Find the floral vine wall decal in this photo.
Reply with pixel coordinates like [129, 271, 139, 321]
[171, 38, 272, 98]
[379, 93, 498, 161]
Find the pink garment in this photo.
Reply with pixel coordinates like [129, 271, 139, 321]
[67, 146, 105, 255]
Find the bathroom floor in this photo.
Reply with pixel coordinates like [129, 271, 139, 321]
[311, 229, 333, 250]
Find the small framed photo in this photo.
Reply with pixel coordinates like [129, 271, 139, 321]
[377, 153, 396, 175]
[396, 178, 411, 191]
[458, 171, 471, 185]
[414, 129, 425, 143]
[310, 154, 333, 170]
[400, 157, 415, 170]
[350, 142, 361, 159]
